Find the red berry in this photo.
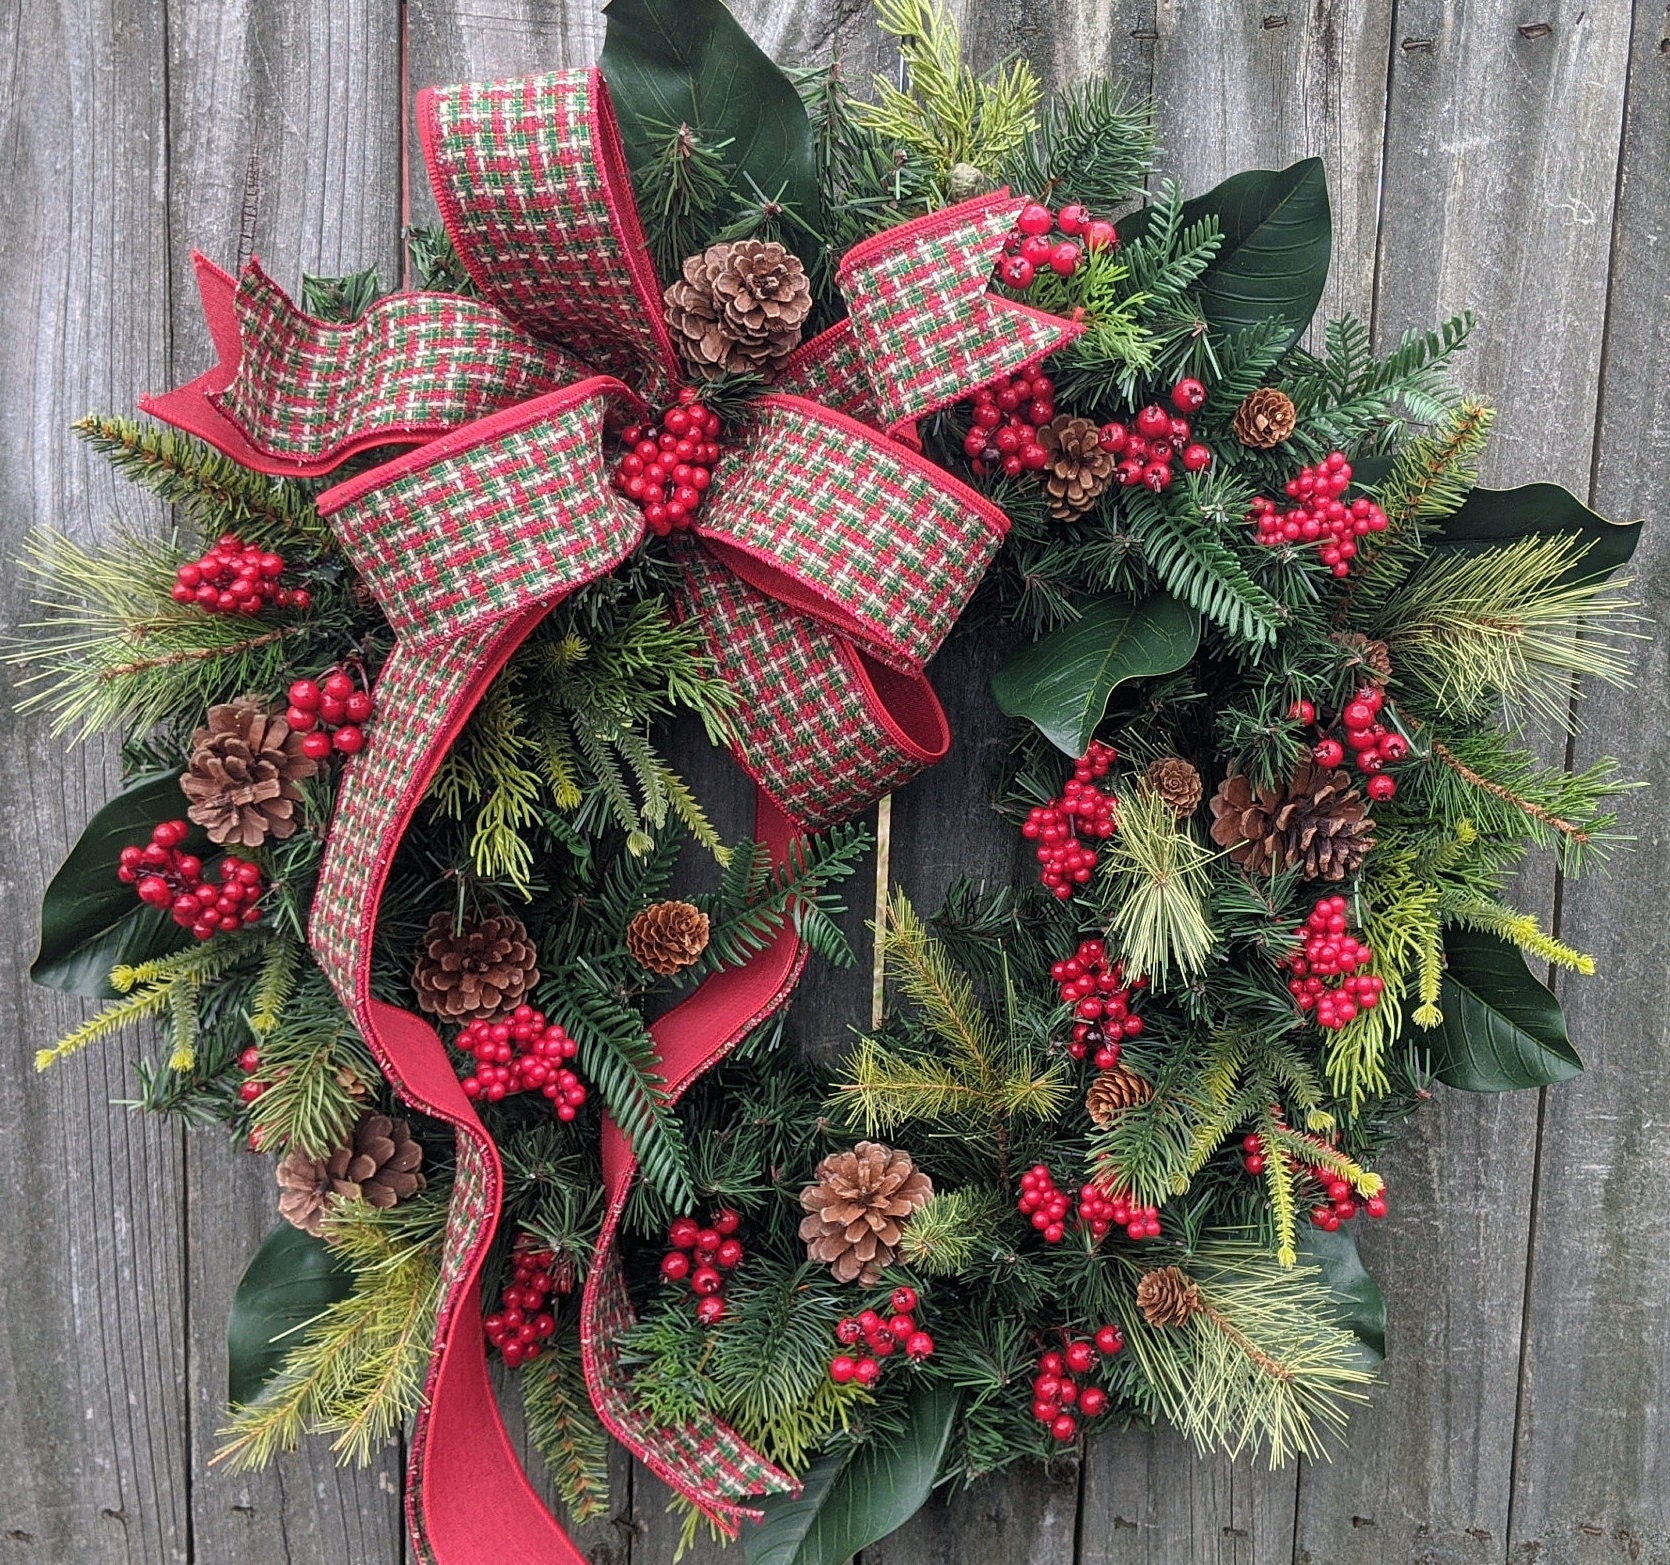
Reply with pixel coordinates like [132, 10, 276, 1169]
[998, 255, 1035, 289]
[288, 680, 321, 711]
[669, 1216, 701, 1249]
[830, 1356, 857, 1384]
[1064, 1341, 1095, 1375]
[1135, 404, 1171, 440]
[1094, 1324, 1124, 1356]
[1079, 1386, 1109, 1418]
[1084, 219, 1118, 252]
[905, 1331, 934, 1360]
[854, 1357, 881, 1386]
[1313, 738, 1345, 768]
[660, 1251, 691, 1283]
[1050, 1413, 1078, 1442]
[690, 1266, 722, 1297]
[1016, 202, 1054, 236]
[696, 1296, 726, 1326]
[1048, 241, 1081, 276]
[1057, 203, 1090, 235]
[1172, 378, 1207, 413]
[714, 1207, 741, 1234]
[332, 724, 365, 755]
[891, 1286, 918, 1313]
[301, 730, 334, 760]
[1366, 774, 1397, 801]
[1181, 442, 1212, 472]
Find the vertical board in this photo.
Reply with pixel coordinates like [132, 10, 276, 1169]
[161, 3, 408, 1558]
[1292, 3, 1635, 1563]
[0, 2, 189, 1563]
[1506, 1, 1670, 1560]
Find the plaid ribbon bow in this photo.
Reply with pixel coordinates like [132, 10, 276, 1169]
[144, 68, 1080, 1565]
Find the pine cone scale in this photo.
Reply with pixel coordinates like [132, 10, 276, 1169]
[1209, 760, 1375, 881]
[800, 1142, 932, 1285]
[1039, 415, 1117, 521]
[413, 911, 538, 1022]
[181, 696, 318, 848]
[627, 900, 711, 976]
[665, 240, 811, 381]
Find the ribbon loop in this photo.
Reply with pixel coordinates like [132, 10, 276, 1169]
[316, 380, 646, 647]
[420, 69, 680, 402]
[695, 395, 1008, 673]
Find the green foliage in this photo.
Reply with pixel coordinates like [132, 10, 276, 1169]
[1094, 782, 1217, 989]
[218, 1196, 446, 1467]
[406, 223, 475, 293]
[638, 118, 736, 277]
[850, 0, 1041, 184]
[226, 1222, 353, 1407]
[300, 265, 384, 323]
[995, 78, 1155, 211]
[245, 969, 376, 1158]
[521, 1341, 613, 1523]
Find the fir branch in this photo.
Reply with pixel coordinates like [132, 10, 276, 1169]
[895, 1187, 1007, 1274]
[639, 119, 735, 278]
[1095, 783, 1217, 988]
[521, 1341, 612, 1523]
[1444, 897, 1595, 974]
[994, 78, 1155, 209]
[407, 224, 475, 294]
[246, 971, 377, 1158]
[249, 932, 303, 1038]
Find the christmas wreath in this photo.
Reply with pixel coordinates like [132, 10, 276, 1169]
[14, 0, 1643, 1560]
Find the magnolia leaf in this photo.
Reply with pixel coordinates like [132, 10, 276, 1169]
[32, 770, 207, 998]
[226, 1221, 353, 1407]
[992, 592, 1201, 756]
[1424, 929, 1582, 1091]
[601, 0, 822, 246]
[745, 1381, 959, 1565]
[1433, 481, 1642, 582]
[1297, 1225, 1385, 1363]
[1121, 159, 1331, 350]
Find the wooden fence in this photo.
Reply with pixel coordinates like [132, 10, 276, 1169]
[1, 1, 1665, 1561]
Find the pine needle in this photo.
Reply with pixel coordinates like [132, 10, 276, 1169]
[1097, 784, 1217, 989]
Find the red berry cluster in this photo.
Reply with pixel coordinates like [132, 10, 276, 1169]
[172, 534, 309, 614]
[1099, 380, 1213, 494]
[1030, 1327, 1123, 1442]
[1249, 453, 1388, 577]
[1283, 896, 1385, 1030]
[1079, 1183, 1161, 1241]
[659, 1208, 744, 1325]
[961, 367, 1057, 478]
[1238, 1129, 1389, 1229]
[1296, 683, 1405, 803]
[1018, 1164, 1073, 1241]
[997, 200, 1118, 291]
[485, 1236, 563, 1367]
[118, 820, 264, 941]
[1021, 741, 1118, 900]
[1052, 938, 1146, 1063]
[611, 391, 721, 536]
[829, 1287, 934, 1386]
[454, 1006, 588, 1119]
[236, 1045, 266, 1103]
[287, 669, 375, 759]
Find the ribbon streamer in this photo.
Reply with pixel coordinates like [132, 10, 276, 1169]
[146, 64, 1078, 1565]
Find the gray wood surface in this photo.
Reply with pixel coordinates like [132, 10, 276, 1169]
[0, 1, 1662, 1563]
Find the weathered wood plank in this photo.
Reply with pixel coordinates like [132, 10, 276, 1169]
[1293, 4, 1634, 1563]
[160, 3, 408, 1558]
[0, 3, 189, 1563]
[1504, 2, 1670, 1559]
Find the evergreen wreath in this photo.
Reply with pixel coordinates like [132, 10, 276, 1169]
[12, 0, 1643, 1559]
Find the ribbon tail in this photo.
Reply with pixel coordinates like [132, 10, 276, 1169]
[580, 791, 806, 1531]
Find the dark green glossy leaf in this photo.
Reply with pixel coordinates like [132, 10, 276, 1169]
[1432, 481, 1642, 582]
[1121, 159, 1331, 351]
[745, 1381, 959, 1565]
[1297, 1225, 1385, 1363]
[227, 1222, 353, 1407]
[992, 592, 1201, 757]
[1425, 929, 1582, 1092]
[601, 0, 822, 245]
[33, 771, 208, 998]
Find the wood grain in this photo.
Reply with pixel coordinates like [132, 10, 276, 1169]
[0, 3, 188, 1563]
[3, 0, 1665, 1561]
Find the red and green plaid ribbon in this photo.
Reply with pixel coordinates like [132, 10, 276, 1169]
[143, 63, 1081, 1565]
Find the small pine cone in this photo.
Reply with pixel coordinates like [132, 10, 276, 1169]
[1330, 630, 1393, 683]
[1233, 388, 1297, 449]
[276, 1147, 332, 1236]
[1086, 1064, 1154, 1128]
[180, 696, 318, 849]
[799, 1141, 933, 1285]
[1208, 760, 1376, 882]
[664, 240, 812, 380]
[413, 910, 538, 1021]
[1039, 415, 1118, 521]
[1144, 756, 1203, 817]
[1136, 1265, 1202, 1328]
[626, 900, 711, 976]
[326, 1114, 426, 1210]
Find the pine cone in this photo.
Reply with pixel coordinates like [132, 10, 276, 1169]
[626, 900, 711, 976]
[799, 1141, 933, 1285]
[1233, 388, 1297, 448]
[1144, 757, 1203, 817]
[326, 1114, 426, 1209]
[413, 910, 538, 1021]
[276, 1146, 333, 1235]
[664, 240, 812, 380]
[1039, 415, 1118, 521]
[179, 696, 318, 848]
[1208, 759, 1376, 881]
[1136, 1265, 1202, 1328]
[1331, 630, 1393, 683]
[1086, 1064, 1154, 1128]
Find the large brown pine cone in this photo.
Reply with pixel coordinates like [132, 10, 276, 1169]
[1208, 759, 1376, 881]
[1086, 1064, 1154, 1128]
[626, 900, 711, 976]
[664, 240, 812, 380]
[1136, 1265, 1202, 1327]
[1039, 415, 1118, 521]
[1232, 388, 1297, 448]
[799, 1142, 933, 1285]
[413, 910, 538, 1021]
[179, 697, 318, 848]
[1144, 756, 1203, 817]
[276, 1115, 427, 1235]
